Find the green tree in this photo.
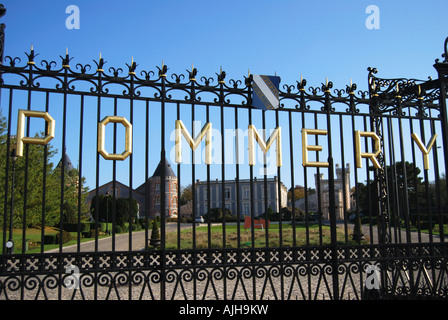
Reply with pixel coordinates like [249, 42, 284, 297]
[204, 207, 232, 222]
[0, 110, 8, 225]
[288, 186, 305, 202]
[5, 136, 60, 228]
[355, 161, 425, 219]
[0, 111, 89, 229]
[90, 195, 138, 228]
[180, 184, 193, 206]
[55, 162, 90, 225]
[280, 206, 305, 221]
[288, 185, 316, 202]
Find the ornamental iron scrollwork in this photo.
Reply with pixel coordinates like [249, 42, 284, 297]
[1, 3, 448, 299]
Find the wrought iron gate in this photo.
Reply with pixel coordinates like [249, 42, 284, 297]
[1, 8, 448, 300]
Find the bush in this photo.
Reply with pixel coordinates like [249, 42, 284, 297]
[149, 220, 161, 247]
[56, 230, 72, 244]
[280, 206, 305, 221]
[80, 223, 90, 232]
[205, 208, 232, 222]
[114, 225, 122, 234]
[352, 215, 364, 241]
[63, 223, 91, 233]
[138, 218, 147, 229]
[84, 229, 98, 238]
[98, 222, 107, 233]
[361, 216, 378, 225]
[63, 223, 77, 232]
[131, 223, 141, 231]
[43, 234, 56, 245]
[417, 221, 434, 231]
[151, 220, 160, 240]
[410, 214, 448, 228]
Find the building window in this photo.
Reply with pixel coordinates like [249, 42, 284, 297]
[172, 196, 178, 208]
[154, 183, 160, 191]
[242, 186, 250, 199]
[203, 187, 208, 200]
[225, 202, 231, 211]
[108, 187, 120, 197]
[154, 196, 160, 205]
[261, 185, 270, 199]
[225, 187, 231, 199]
[243, 202, 250, 215]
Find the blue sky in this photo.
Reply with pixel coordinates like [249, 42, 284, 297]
[2, 0, 448, 192]
[3, 0, 448, 86]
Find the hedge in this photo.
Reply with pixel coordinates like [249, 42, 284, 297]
[63, 223, 91, 233]
[43, 234, 56, 245]
[55, 230, 72, 244]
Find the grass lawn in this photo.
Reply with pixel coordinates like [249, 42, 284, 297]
[4, 222, 445, 253]
[410, 224, 448, 236]
[1, 225, 119, 253]
[165, 223, 365, 249]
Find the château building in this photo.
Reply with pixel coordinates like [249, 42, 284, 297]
[86, 157, 178, 219]
[194, 177, 288, 219]
[294, 163, 352, 220]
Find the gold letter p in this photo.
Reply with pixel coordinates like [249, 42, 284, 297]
[16, 109, 55, 157]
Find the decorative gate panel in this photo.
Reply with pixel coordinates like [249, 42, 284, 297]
[1, 7, 448, 300]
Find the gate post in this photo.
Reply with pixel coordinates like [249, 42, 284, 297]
[0, 4, 6, 254]
[433, 37, 448, 242]
[322, 79, 340, 300]
[367, 68, 390, 246]
[159, 62, 167, 300]
[0, 4, 5, 66]
[364, 68, 387, 300]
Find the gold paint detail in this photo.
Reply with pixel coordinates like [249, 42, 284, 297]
[175, 120, 212, 165]
[97, 116, 133, 161]
[355, 130, 381, 169]
[411, 133, 437, 170]
[248, 125, 282, 167]
[301, 128, 329, 167]
[16, 109, 55, 157]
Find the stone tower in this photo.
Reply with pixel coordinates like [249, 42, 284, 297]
[148, 157, 178, 219]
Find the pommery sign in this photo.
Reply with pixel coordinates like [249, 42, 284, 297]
[15, 107, 437, 171]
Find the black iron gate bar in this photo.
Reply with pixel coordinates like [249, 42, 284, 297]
[0, 9, 448, 299]
[3, 50, 445, 251]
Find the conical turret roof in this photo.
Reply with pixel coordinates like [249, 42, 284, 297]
[57, 148, 74, 172]
[151, 156, 176, 178]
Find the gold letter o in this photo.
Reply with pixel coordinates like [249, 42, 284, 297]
[97, 116, 132, 161]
